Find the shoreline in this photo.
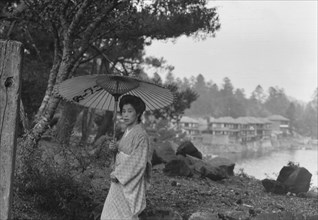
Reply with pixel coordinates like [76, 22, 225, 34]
[191, 138, 318, 189]
[144, 163, 318, 219]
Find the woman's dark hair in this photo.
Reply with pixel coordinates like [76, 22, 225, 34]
[119, 95, 146, 123]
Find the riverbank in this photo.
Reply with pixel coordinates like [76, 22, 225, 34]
[12, 154, 318, 220]
[142, 164, 318, 219]
[192, 136, 318, 161]
[192, 137, 318, 187]
[193, 137, 296, 157]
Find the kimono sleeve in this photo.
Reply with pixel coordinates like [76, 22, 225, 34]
[112, 134, 149, 186]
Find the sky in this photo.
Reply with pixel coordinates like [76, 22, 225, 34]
[144, 1, 317, 102]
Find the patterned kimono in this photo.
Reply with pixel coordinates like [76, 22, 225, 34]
[101, 123, 152, 220]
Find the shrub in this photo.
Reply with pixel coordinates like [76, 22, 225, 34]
[13, 137, 108, 220]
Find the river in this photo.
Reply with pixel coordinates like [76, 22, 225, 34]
[229, 148, 318, 187]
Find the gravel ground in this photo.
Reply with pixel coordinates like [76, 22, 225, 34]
[145, 164, 318, 219]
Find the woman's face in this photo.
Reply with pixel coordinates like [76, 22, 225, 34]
[122, 104, 139, 127]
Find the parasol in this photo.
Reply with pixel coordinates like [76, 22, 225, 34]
[56, 74, 174, 139]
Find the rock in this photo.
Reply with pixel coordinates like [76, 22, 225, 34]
[207, 157, 235, 176]
[151, 150, 163, 166]
[188, 212, 219, 220]
[139, 207, 182, 220]
[176, 141, 202, 159]
[152, 141, 177, 166]
[261, 179, 288, 195]
[171, 180, 177, 186]
[307, 187, 318, 198]
[163, 158, 192, 177]
[277, 166, 312, 193]
[298, 190, 318, 198]
[184, 155, 229, 181]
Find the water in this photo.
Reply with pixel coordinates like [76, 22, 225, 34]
[233, 149, 318, 187]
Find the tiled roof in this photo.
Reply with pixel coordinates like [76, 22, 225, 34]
[183, 115, 273, 127]
[267, 115, 289, 121]
[211, 117, 238, 124]
[211, 116, 272, 124]
[180, 116, 199, 124]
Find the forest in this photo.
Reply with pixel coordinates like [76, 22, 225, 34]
[161, 72, 318, 139]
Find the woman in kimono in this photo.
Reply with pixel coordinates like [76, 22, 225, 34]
[101, 95, 152, 220]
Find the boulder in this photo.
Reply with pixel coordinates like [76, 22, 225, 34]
[184, 155, 229, 181]
[152, 141, 177, 166]
[261, 179, 288, 195]
[207, 157, 235, 176]
[306, 187, 318, 198]
[297, 190, 318, 198]
[176, 141, 202, 159]
[163, 154, 233, 181]
[163, 158, 192, 177]
[277, 166, 312, 193]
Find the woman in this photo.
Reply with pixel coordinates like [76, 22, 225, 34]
[101, 95, 152, 220]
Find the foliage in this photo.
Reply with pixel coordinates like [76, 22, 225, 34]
[236, 168, 253, 179]
[294, 89, 318, 138]
[0, 0, 221, 149]
[168, 83, 199, 120]
[180, 73, 317, 138]
[145, 118, 187, 145]
[141, 58, 199, 121]
[285, 102, 296, 134]
[0, 2, 222, 197]
[287, 161, 299, 167]
[264, 87, 290, 116]
[14, 136, 111, 220]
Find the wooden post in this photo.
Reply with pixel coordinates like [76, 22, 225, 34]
[0, 40, 23, 220]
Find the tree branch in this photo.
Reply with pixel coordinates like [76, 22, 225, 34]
[73, 0, 122, 62]
[68, 0, 90, 34]
[89, 44, 124, 74]
[20, 99, 30, 132]
[35, 23, 61, 121]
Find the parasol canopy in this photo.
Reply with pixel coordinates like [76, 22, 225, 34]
[56, 74, 174, 140]
[56, 74, 174, 111]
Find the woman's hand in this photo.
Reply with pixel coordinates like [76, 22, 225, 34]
[110, 173, 119, 183]
[108, 140, 118, 154]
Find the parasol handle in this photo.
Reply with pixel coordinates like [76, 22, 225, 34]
[111, 95, 120, 170]
[113, 101, 118, 141]
[112, 94, 120, 141]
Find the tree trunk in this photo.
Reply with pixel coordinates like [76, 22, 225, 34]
[94, 111, 113, 142]
[21, 96, 60, 154]
[56, 101, 81, 145]
[79, 108, 95, 146]
[19, 99, 30, 132]
[34, 33, 61, 121]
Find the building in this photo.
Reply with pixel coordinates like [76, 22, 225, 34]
[179, 116, 202, 141]
[173, 115, 286, 144]
[267, 115, 290, 136]
[202, 116, 272, 144]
